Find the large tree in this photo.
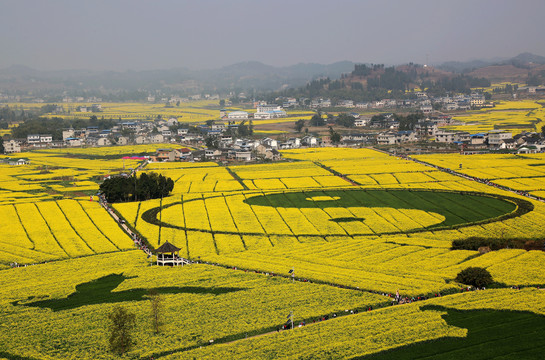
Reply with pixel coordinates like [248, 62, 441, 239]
[329, 126, 341, 144]
[309, 112, 325, 127]
[336, 113, 356, 128]
[294, 119, 306, 133]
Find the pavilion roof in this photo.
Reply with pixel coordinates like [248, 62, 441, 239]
[155, 241, 181, 254]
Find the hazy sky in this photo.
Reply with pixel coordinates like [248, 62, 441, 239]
[1, 0, 544, 71]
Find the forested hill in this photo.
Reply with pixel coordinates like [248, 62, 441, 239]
[264, 63, 491, 103]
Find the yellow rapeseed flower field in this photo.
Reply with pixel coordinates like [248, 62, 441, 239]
[1, 146, 545, 359]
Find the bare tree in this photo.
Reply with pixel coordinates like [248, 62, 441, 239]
[149, 289, 163, 334]
[108, 306, 136, 355]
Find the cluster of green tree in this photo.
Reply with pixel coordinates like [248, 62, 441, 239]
[306, 112, 357, 128]
[351, 64, 385, 77]
[294, 119, 306, 133]
[335, 113, 356, 127]
[306, 78, 332, 98]
[455, 267, 493, 288]
[394, 112, 425, 131]
[367, 66, 416, 92]
[99, 172, 174, 203]
[368, 112, 425, 130]
[309, 112, 325, 127]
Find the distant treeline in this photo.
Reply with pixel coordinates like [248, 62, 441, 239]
[4, 109, 117, 140]
[260, 64, 491, 104]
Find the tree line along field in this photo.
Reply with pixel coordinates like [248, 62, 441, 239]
[4, 100, 313, 124]
[1, 146, 545, 358]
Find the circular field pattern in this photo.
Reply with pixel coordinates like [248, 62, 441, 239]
[142, 189, 533, 238]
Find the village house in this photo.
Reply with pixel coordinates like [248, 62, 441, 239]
[65, 137, 83, 147]
[376, 131, 417, 145]
[150, 133, 165, 143]
[176, 147, 192, 160]
[499, 138, 518, 150]
[117, 136, 129, 146]
[260, 137, 278, 149]
[342, 133, 373, 145]
[3, 139, 22, 153]
[414, 121, 439, 137]
[301, 135, 318, 147]
[235, 150, 253, 162]
[435, 131, 470, 143]
[154, 148, 176, 162]
[135, 135, 148, 144]
[205, 148, 222, 160]
[470, 133, 487, 146]
[210, 121, 226, 132]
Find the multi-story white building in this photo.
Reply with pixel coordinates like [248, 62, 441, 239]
[27, 134, 52, 144]
[377, 131, 417, 145]
[354, 117, 371, 127]
[3, 139, 22, 153]
[470, 96, 485, 108]
[254, 105, 287, 119]
[488, 130, 512, 145]
[435, 131, 465, 143]
[227, 111, 249, 120]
